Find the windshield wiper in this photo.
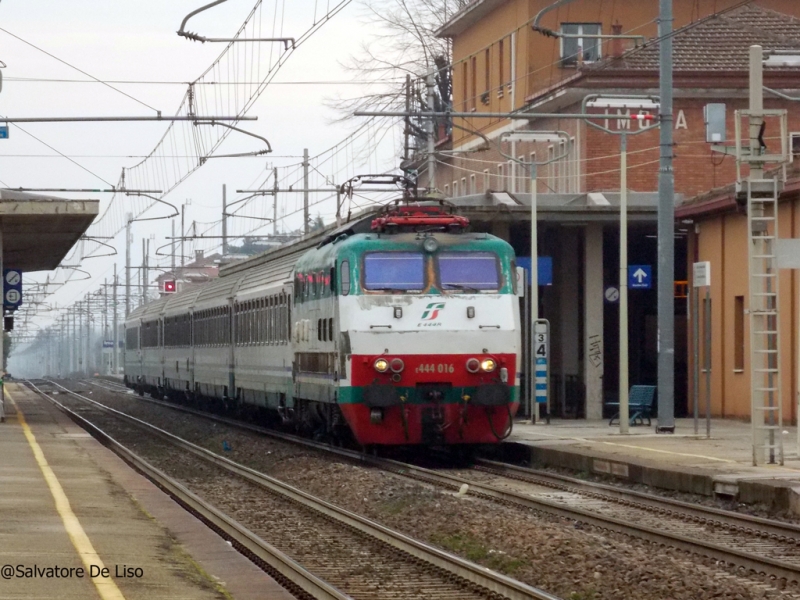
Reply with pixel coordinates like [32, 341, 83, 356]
[441, 283, 481, 293]
[373, 288, 417, 293]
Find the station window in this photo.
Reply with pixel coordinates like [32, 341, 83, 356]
[702, 298, 712, 373]
[734, 296, 745, 371]
[470, 55, 477, 111]
[560, 23, 601, 67]
[498, 39, 504, 91]
[484, 48, 490, 98]
[792, 132, 800, 157]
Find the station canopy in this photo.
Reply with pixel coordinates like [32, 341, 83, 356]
[0, 190, 99, 272]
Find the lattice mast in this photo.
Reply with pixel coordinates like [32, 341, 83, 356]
[738, 46, 789, 465]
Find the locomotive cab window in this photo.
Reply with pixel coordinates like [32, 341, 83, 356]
[363, 252, 424, 292]
[438, 252, 500, 291]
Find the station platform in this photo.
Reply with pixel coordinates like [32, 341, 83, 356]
[504, 417, 800, 513]
[0, 383, 293, 600]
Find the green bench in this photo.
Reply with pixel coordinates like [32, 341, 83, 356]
[607, 385, 656, 426]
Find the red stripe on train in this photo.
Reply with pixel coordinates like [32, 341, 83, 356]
[340, 403, 519, 445]
[348, 353, 517, 387]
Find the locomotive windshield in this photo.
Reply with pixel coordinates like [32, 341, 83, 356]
[438, 252, 500, 291]
[363, 252, 425, 291]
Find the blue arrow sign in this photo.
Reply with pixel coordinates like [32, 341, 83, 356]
[628, 265, 652, 289]
[0, 126, 8, 140]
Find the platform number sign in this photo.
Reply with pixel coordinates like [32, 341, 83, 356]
[534, 320, 549, 404]
[3, 269, 22, 310]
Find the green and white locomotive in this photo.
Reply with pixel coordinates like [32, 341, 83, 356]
[125, 199, 521, 446]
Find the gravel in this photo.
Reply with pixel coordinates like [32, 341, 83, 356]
[57, 381, 800, 600]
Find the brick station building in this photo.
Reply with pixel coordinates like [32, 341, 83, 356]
[427, 1, 800, 420]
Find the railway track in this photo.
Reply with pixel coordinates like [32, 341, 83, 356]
[28, 379, 559, 600]
[73, 378, 800, 588]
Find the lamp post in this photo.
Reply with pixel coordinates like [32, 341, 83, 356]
[583, 95, 659, 434]
[501, 131, 572, 422]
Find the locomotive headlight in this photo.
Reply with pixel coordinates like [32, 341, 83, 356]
[466, 358, 480, 373]
[390, 358, 405, 373]
[480, 358, 496, 372]
[423, 237, 439, 253]
[374, 358, 390, 373]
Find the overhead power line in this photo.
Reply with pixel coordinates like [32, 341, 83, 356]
[0, 26, 160, 113]
[5, 77, 402, 85]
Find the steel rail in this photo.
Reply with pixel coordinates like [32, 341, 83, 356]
[472, 459, 800, 540]
[78, 378, 800, 583]
[39, 380, 559, 600]
[25, 380, 349, 600]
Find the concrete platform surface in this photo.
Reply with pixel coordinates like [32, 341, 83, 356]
[0, 383, 295, 600]
[506, 417, 800, 511]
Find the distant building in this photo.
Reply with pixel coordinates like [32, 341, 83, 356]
[155, 234, 302, 295]
[155, 250, 222, 295]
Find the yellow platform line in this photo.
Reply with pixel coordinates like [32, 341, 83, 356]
[527, 429, 738, 463]
[7, 389, 127, 600]
[587, 438, 738, 463]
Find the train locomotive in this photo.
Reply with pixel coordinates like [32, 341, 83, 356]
[125, 198, 521, 446]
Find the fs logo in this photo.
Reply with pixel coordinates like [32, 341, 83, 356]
[420, 302, 445, 321]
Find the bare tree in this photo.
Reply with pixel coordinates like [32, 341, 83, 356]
[328, 0, 468, 162]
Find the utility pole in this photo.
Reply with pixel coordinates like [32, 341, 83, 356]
[657, 0, 676, 433]
[67, 310, 71, 374]
[273, 168, 278, 235]
[222, 183, 228, 255]
[113, 264, 119, 375]
[85, 298, 91, 374]
[404, 74, 411, 164]
[303, 148, 310, 234]
[141, 238, 147, 305]
[146, 238, 150, 302]
[171, 219, 176, 274]
[58, 317, 63, 378]
[125, 214, 132, 317]
[104, 278, 108, 374]
[78, 302, 83, 374]
[181, 203, 186, 268]
[426, 74, 436, 191]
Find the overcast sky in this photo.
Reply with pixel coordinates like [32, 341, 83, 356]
[0, 0, 401, 337]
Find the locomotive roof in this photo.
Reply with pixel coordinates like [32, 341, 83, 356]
[216, 200, 431, 278]
[125, 197, 487, 321]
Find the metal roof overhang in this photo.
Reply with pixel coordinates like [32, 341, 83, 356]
[460, 204, 658, 223]
[450, 192, 666, 223]
[0, 190, 99, 272]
